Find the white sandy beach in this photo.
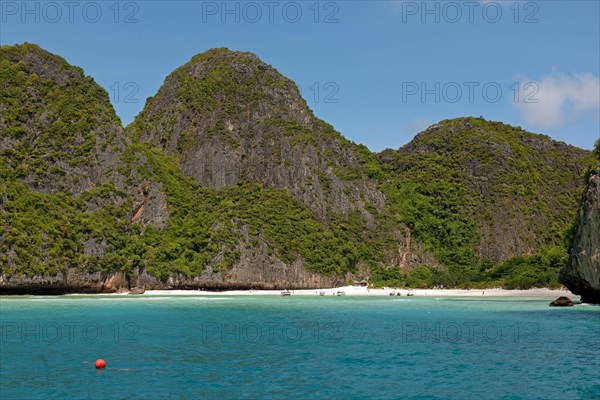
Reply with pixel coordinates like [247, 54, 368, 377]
[140, 286, 576, 298]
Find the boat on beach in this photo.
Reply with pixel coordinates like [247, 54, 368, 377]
[336, 291, 346, 296]
[280, 289, 292, 296]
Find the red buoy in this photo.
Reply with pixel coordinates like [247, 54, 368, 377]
[95, 359, 106, 369]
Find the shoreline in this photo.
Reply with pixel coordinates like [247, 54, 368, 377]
[136, 286, 576, 298]
[0, 287, 577, 299]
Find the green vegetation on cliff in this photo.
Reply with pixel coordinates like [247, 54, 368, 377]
[0, 44, 135, 275]
[0, 44, 122, 192]
[118, 141, 379, 279]
[376, 118, 592, 288]
[0, 44, 593, 291]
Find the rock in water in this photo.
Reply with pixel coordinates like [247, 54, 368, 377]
[559, 173, 600, 304]
[549, 296, 574, 307]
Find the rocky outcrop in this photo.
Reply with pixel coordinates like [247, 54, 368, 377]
[129, 182, 170, 228]
[559, 174, 600, 304]
[549, 296, 574, 307]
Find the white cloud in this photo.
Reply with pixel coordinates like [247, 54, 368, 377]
[514, 71, 600, 130]
[404, 117, 432, 135]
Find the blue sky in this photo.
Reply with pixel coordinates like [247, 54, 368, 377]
[1, 0, 599, 151]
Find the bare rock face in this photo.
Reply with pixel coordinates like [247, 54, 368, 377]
[0, 270, 130, 294]
[560, 173, 600, 304]
[130, 48, 384, 221]
[219, 239, 339, 289]
[130, 182, 170, 228]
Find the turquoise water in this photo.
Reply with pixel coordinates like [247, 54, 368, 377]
[1, 295, 599, 399]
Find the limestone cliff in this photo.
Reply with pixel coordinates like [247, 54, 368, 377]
[129, 48, 384, 221]
[0, 43, 169, 277]
[0, 44, 594, 294]
[379, 118, 590, 266]
[560, 173, 600, 303]
[0, 43, 125, 195]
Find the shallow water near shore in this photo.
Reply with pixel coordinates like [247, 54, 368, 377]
[1, 296, 599, 399]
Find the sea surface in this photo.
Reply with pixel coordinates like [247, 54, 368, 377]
[0, 295, 599, 399]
